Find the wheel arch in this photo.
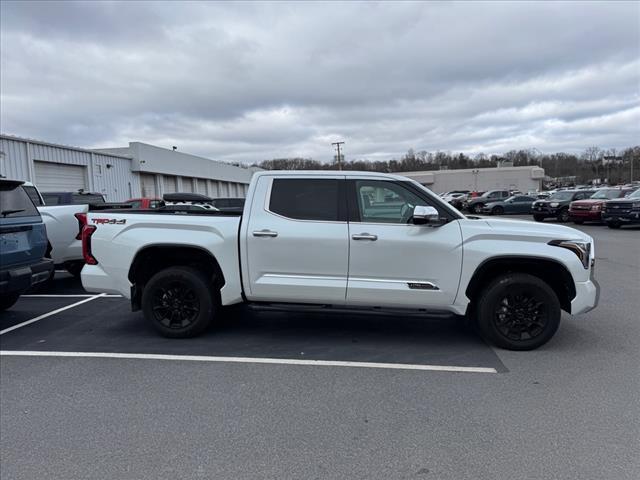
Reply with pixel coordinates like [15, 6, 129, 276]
[128, 244, 225, 311]
[465, 256, 576, 313]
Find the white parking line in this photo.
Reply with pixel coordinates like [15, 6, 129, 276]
[0, 350, 498, 373]
[0, 294, 107, 336]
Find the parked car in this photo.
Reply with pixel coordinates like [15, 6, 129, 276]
[81, 171, 598, 351]
[0, 179, 54, 310]
[125, 198, 163, 209]
[602, 188, 640, 229]
[532, 189, 597, 222]
[463, 190, 511, 213]
[569, 188, 636, 224]
[481, 195, 537, 215]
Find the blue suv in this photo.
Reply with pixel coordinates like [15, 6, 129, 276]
[0, 179, 54, 311]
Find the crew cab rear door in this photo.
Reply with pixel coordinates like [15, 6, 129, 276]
[242, 175, 349, 304]
[345, 179, 463, 308]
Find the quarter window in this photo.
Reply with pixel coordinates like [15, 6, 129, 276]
[355, 180, 425, 224]
[269, 179, 340, 221]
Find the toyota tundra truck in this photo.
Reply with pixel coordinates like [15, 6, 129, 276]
[81, 171, 599, 350]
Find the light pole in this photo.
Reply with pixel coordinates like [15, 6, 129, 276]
[332, 141, 345, 170]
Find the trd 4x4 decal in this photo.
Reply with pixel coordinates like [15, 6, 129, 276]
[92, 218, 126, 225]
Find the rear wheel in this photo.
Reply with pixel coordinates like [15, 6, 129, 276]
[607, 221, 621, 229]
[557, 208, 570, 223]
[0, 293, 21, 311]
[65, 261, 84, 278]
[142, 266, 217, 338]
[475, 273, 561, 351]
[533, 215, 545, 222]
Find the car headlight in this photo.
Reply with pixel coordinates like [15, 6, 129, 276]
[548, 240, 591, 269]
[550, 202, 559, 207]
[633, 201, 640, 210]
[591, 204, 602, 211]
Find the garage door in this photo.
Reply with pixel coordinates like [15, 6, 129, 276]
[163, 176, 177, 193]
[197, 179, 207, 194]
[34, 161, 87, 192]
[140, 173, 157, 197]
[182, 177, 194, 193]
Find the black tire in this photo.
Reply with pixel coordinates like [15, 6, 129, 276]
[142, 266, 217, 338]
[475, 273, 561, 351]
[472, 203, 483, 214]
[0, 293, 21, 311]
[65, 262, 84, 278]
[557, 208, 570, 223]
[607, 222, 621, 229]
[492, 206, 504, 215]
[573, 220, 584, 225]
[533, 215, 545, 222]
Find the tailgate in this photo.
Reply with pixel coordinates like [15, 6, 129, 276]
[0, 217, 48, 269]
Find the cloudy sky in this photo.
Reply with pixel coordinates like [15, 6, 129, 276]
[1, 1, 638, 164]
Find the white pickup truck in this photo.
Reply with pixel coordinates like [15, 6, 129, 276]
[81, 171, 599, 350]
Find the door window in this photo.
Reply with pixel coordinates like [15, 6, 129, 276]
[354, 180, 425, 224]
[269, 178, 341, 221]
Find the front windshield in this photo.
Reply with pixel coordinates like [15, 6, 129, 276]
[548, 191, 575, 200]
[590, 189, 622, 200]
[627, 189, 640, 199]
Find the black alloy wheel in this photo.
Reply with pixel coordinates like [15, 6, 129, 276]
[142, 266, 216, 338]
[475, 273, 561, 350]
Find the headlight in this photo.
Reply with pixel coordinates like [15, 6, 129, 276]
[548, 240, 591, 269]
[550, 202, 559, 207]
[633, 202, 640, 210]
[591, 204, 602, 211]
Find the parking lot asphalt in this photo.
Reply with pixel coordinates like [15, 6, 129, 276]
[1, 218, 639, 480]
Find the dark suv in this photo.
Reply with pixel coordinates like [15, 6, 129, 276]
[0, 179, 54, 310]
[602, 188, 640, 229]
[464, 190, 510, 213]
[532, 189, 596, 222]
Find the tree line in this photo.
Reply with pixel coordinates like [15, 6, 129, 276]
[252, 146, 640, 185]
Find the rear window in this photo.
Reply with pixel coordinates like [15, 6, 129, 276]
[0, 183, 40, 218]
[269, 179, 340, 221]
[71, 193, 105, 204]
[22, 186, 44, 206]
[42, 193, 61, 205]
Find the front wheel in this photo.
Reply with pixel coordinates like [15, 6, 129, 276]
[472, 203, 483, 214]
[573, 220, 584, 225]
[475, 273, 561, 350]
[557, 208, 570, 223]
[607, 222, 621, 229]
[533, 215, 545, 222]
[142, 266, 217, 338]
[492, 206, 504, 215]
[0, 293, 21, 311]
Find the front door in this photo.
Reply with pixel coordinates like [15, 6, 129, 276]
[346, 179, 463, 308]
[243, 175, 349, 304]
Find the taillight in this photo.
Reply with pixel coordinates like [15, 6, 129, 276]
[74, 212, 87, 240]
[81, 225, 98, 265]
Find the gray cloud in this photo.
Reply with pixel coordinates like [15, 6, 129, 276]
[1, 0, 638, 164]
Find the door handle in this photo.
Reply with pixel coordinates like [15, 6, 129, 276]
[253, 229, 278, 238]
[351, 233, 378, 241]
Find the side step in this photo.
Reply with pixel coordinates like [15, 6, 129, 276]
[245, 302, 458, 319]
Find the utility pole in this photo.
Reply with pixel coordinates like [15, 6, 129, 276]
[332, 141, 345, 170]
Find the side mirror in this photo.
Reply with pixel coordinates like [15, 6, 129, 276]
[412, 205, 441, 225]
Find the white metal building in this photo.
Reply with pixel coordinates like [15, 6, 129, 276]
[0, 134, 257, 201]
[401, 165, 545, 193]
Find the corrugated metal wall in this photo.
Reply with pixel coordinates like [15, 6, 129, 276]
[0, 135, 139, 201]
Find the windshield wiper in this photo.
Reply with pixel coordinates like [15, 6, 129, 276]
[1, 209, 25, 217]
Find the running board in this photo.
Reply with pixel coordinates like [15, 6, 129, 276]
[245, 302, 458, 319]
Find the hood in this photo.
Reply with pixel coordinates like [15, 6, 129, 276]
[606, 196, 636, 204]
[477, 217, 592, 242]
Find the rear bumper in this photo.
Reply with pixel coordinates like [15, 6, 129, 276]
[0, 258, 54, 295]
[81, 264, 130, 297]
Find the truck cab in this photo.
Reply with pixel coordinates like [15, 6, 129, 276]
[0, 179, 54, 310]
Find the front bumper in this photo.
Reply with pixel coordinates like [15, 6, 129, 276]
[532, 206, 557, 216]
[0, 258, 54, 295]
[602, 211, 640, 224]
[571, 272, 600, 315]
[569, 210, 601, 221]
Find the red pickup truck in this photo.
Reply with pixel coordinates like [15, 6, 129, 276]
[569, 188, 635, 224]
